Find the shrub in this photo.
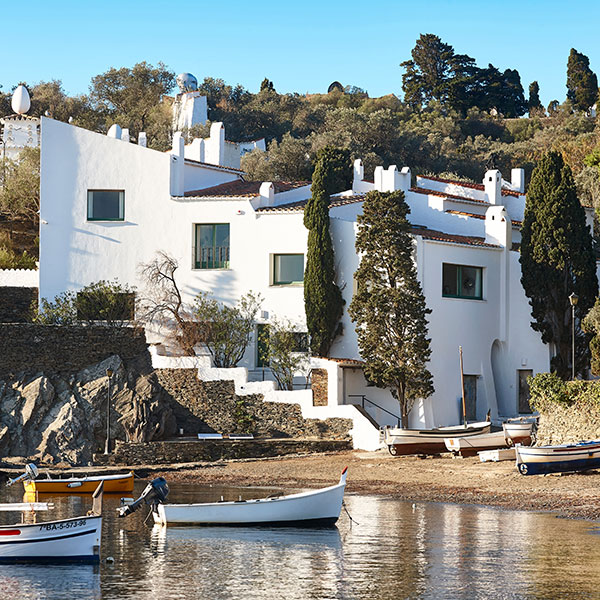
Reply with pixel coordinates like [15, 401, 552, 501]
[0, 246, 37, 269]
[528, 372, 569, 412]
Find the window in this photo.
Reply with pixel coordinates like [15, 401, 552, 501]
[273, 254, 304, 285]
[87, 190, 124, 221]
[442, 263, 483, 299]
[256, 324, 308, 368]
[194, 224, 230, 269]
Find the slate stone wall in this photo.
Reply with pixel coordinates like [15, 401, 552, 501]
[0, 287, 37, 323]
[311, 368, 328, 406]
[0, 324, 148, 377]
[95, 438, 352, 465]
[156, 368, 353, 440]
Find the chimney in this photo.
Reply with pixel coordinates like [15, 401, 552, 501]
[138, 132, 147, 147]
[206, 122, 225, 166]
[484, 169, 502, 205]
[398, 166, 411, 194]
[184, 138, 204, 162]
[170, 131, 185, 196]
[353, 159, 364, 187]
[121, 128, 130, 143]
[374, 166, 384, 191]
[484, 206, 511, 247]
[259, 182, 275, 207]
[107, 124, 122, 140]
[511, 168, 525, 193]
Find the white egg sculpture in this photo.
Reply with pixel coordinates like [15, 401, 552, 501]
[11, 85, 31, 115]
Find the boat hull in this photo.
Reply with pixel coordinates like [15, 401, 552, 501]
[24, 472, 134, 494]
[503, 422, 535, 446]
[515, 441, 600, 475]
[0, 515, 102, 563]
[444, 431, 509, 457]
[154, 477, 346, 527]
[384, 422, 492, 456]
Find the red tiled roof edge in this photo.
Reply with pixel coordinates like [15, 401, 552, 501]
[410, 226, 500, 248]
[410, 187, 489, 205]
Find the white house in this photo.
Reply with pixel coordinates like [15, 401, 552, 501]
[39, 116, 591, 433]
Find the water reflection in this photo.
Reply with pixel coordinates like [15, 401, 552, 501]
[1, 481, 600, 599]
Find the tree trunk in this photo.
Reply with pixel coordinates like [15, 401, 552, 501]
[398, 384, 409, 428]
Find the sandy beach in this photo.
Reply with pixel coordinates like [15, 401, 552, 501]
[163, 448, 600, 521]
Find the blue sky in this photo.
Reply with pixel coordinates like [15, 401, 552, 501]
[3, 0, 599, 107]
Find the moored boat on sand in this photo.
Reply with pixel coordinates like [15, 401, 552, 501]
[383, 421, 492, 456]
[515, 440, 600, 475]
[444, 430, 509, 457]
[118, 469, 348, 527]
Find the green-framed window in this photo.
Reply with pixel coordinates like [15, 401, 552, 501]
[442, 263, 483, 299]
[87, 190, 124, 221]
[194, 224, 230, 269]
[273, 254, 304, 285]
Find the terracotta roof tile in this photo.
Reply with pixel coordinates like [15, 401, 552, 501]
[410, 187, 490, 205]
[256, 194, 365, 213]
[410, 226, 500, 248]
[184, 180, 310, 198]
[419, 175, 522, 197]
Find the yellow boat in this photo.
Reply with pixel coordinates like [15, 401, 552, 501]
[23, 471, 135, 494]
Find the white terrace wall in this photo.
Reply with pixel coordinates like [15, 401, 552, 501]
[0, 269, 38, 287]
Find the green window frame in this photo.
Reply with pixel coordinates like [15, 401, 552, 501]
[87, 190, 124, 221]
[194, 224, 230, 269]
[272, 253, 304, 285]
[442, 263, 483, 300]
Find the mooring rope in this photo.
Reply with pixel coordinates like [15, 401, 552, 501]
[342, 501, 359, 527]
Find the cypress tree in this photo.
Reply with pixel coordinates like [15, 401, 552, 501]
[520, 151, 598, 379]
[528, 81, 543, 115]
[566, 48, 598, 112]
[303, 147, 350, 356]
[348, 190, 434, 427]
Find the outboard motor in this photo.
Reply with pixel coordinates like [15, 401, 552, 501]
[6, 463, 39, 487]
[117, 477, 169, 518]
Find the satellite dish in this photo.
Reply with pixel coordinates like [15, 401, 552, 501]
[12, 85, 31, 115]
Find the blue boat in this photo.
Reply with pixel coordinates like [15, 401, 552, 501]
[515, 440, 600, 475]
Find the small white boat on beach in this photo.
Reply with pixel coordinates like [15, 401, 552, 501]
[445, 421, 536, 457]
[515, 440, 600, 475]
[119, 469, 348, 527]
[0, 468, 103, 563]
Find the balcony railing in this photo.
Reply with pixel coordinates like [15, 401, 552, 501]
[194, 245, 230, 270]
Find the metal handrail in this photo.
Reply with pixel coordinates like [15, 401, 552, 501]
[347, 394, 402, 427]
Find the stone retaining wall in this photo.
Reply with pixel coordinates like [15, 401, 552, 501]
[537, 402, 600, 445]
[95, 438, 352, 465]
[0, 287, 37, 323]
[156, 368, 352, 439]
[0, 324, 148, 377]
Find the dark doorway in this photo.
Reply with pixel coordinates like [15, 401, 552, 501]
[518, 369, 533, 414]
[464, 375, 477, 422]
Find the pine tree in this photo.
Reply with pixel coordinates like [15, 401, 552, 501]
[303, 147, 350, 356]
[528, 81, 544, 116]
[349, 190, 434, 427]
[520, 151, 598, 379]
[566, 48, 598, 112]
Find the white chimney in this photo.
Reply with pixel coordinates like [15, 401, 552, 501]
[170, 131, 185, 196]
[484, 205, 511, 247]
[259, 182, 275, 207]
[138, 132, 147, 147]
[398, 166, 411, 194]
[511, 168, 525, 193]
[121, 128, 130, 143]
[107, 124, 122, 140]
[374, 166, 384, 191]
[484, 169, 502, 205]
[184, 138, 204, 162]
[205, 122, 225, 166]
[353, 159, 364, 185]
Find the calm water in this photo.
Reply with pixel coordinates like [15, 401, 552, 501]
[1, 479, 600, 599]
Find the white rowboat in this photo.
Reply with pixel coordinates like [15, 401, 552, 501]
[444, 430, 509, 457]
[154, 469, 347, 527]
[0, 481, 103, 563]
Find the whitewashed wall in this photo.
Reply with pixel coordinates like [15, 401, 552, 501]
[0, 269, 38, 287]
